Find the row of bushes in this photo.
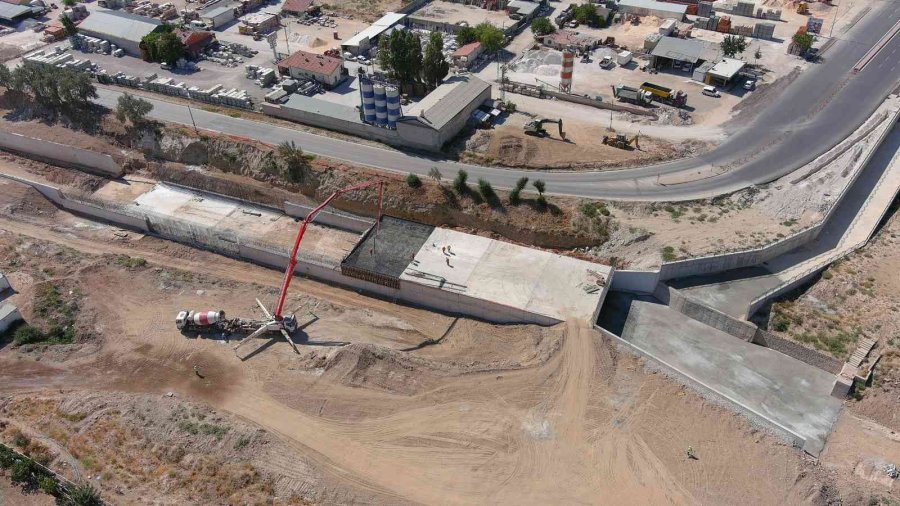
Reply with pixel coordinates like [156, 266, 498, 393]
[0, 443, 102, 505]
[407, 170, 549, 208]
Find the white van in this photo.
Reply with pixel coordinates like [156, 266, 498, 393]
[702, 86, 720, 97]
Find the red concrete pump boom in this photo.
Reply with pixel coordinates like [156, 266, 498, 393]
[272, 180, 384, 319]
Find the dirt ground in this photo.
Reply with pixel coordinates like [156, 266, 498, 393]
[0, 183, 858, 504]
[764, 199, 900, 431]
[459, 111, 703, 170]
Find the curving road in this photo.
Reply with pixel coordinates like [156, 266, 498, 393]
[95, 0, 900, 201]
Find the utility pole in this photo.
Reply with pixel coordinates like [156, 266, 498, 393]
[187, 104, 199, 135]
[829, 0, 839, 38]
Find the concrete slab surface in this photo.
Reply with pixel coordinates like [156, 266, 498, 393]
[401, 228, 613, 322]
[621, 300, 843, 453]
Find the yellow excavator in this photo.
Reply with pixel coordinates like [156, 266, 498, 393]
[602, 132, 639, 150]
[524, 118, 566, 139]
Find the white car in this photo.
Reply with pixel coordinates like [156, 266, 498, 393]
[702, 85, 720, 97]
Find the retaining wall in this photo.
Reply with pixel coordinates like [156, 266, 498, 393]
[653, 283, 757, 341]
[752, 330, 843, 374]
[283, 201, 374, 233]
[656, 105, 899, 283]
[0, 130, 123, 177]
[0, 273, 9, 292]
[609, 269, 660, 293]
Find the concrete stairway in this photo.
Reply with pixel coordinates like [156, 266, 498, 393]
[847, 337, 878, 370]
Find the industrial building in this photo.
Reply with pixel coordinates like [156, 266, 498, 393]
[261, 75, 491, 152]
[506, 0, 539, 21]
[649, 36, 721, 70]
[618, 0, 687, 19]
[0, 1, 35, 24]
[703, 57, 745, 86]
[450, 42, 483, 69]
[76, 9, 164, 56]
[281, 0, 314, 16]
[176, 28, 217, 59]
[199, 0, 240, 28]
[341, 12, 406, 56]
[276, 50, 346, 87]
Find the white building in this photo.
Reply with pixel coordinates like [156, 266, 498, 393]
[340, 12, 407, 56]
[76, 9, 163, 55]
[618, 0, 687, 19]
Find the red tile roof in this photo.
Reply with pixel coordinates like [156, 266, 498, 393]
[451, 42, 481, 57]
[281, 0, 312, 13]
[180, 30, 215, 48]
[277, 50, 342, 76]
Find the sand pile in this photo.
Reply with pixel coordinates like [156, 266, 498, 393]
[511, 49, 563, 76]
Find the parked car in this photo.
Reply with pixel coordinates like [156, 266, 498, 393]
[702, 85, 720, 97]
[681, 62, 692, 72]
[599, 56, 614, 69]
[743, 78, 756, 90]
[567, 20, 579, 28]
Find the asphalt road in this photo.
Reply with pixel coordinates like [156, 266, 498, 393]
[94, 1, 900, 201]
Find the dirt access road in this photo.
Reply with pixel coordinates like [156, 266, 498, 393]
[0, 184, 836, 504]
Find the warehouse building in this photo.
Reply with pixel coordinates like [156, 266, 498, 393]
[199, 0, 241, 28]
[277, 49, 346, 87]
[341, 12, 406, 56]
[76, 10, 164, 56]
[618, 0, 687, 20]
[650, 35, 721, 70]
[450, 42, 483, 69]
[261, 75, 491, 152]
[702, 57, 745, 86]
[0, 2, 35, 24]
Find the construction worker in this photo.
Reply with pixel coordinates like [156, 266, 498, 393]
[193, 365, 201, 378]
[686, 446, 695, 459]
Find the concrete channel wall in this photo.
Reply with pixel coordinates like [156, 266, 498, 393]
[0, 130, 123, 177]
[283, 201, 374, 233]
[2, 173, 561, 326]
[752, 330, 843, 374]
[656, 106, 898, 283]
[653, 284, 757, 341]
[595, 322, 809, 453]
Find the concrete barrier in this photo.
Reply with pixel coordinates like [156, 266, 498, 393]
[0, 130, 122, 177]
[0, 273, 9, 293]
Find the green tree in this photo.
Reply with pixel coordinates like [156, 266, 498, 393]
[379, 30, 423, 85]
[62, 0, 76, 6]
[406, 173, 422, 188]
[7, 61, 97, 119]
[155, 31, 185, 65]
[455, 26, 477, 46]
[278, 141, 309, 183]
[115, 92, 153, 125]
[530, 17, 556, 36]
[753, 47, 762, 62]
[792, 32, 814, 52]
[474, 22, 504, 53]
[60, 15, 78, 37]
[428, 167, 442, 183]
[477, 178, 494, 200]
[720, 34, 747, 58]
[422, 32, 449, 90]
[532, 179, 546, 196]
[0, 63, 11, 90]
[572, 3, 601, 27]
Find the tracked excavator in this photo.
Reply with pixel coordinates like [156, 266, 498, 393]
[524, 118, 566, 139]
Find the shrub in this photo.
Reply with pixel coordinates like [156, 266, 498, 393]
[453, 170, 469, 194]
[406, 173, 422, 188]
[13, 325, 46, 346]
[39, 476, 57, 495]
[661, 246, 676, 262]
[532, 179, 546, 196]
[515, 176, 529, 191]
[67, 482, 102, 506]
[478, 178, 494, 200]
[508, 187, 521, 205]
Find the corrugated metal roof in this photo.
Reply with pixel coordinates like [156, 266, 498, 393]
[707, 57, 746, 79]
[77, 9, 162, 42]
[0, 1, 32, 21]
[200, 1, 240, 18]
[405, 76, 491, 131]
[342, 12, 406, 48]
[277, 50, 343, 76]
[281, 94, 361, 123]
[650, 36, 720, 63]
